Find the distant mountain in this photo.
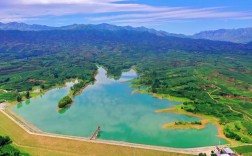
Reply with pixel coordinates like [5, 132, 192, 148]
[2, 22, 252, 44]
[0, 26, 251, 56]
[192, 28, 252, 43]
[0, 22, 54, 31]
[0, 22, 186, 38]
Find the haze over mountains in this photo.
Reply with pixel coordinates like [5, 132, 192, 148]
[0, 22, 252, 44]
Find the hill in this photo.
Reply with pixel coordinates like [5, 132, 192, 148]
[193, 27, 252, 43]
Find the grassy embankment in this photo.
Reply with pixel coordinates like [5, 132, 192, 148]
[232, 145, 252, 156]
[0, 111, 189, 156]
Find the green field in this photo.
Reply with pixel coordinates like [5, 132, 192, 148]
[232, 145, 252, 156]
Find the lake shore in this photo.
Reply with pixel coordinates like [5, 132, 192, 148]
[0, 104, 228, 155]
[131, 87, 240, 145]
[155, 105, 238, 145]
[1, 66, 239, 153]
[131, 88, 190, 102]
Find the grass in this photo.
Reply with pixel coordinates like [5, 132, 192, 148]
[232, 145, 252, 156]
[0, 111, 190, 156]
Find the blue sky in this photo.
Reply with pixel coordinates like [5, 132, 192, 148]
[1, 0, 252, 34]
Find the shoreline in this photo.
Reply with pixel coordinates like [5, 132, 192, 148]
[0, 67, 240, 154]
[131, 88, 190, 102]
[131, 87, 240, 145]
[70, 71, 98, 97]
[0, 104, 229, 155]
[155, 105, 238, 145]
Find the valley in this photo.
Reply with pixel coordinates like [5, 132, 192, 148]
[0, 24, 252, 155]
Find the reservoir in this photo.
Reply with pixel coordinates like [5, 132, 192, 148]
[13, 67, 226, 148]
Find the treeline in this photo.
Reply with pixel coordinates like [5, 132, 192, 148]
[175, 121, 202, 125]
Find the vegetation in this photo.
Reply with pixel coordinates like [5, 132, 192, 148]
[0, 29, 251, 149]
[25, 91, 30, 99]
[58, 96, 72, 108]
[16, 95, 22, 102]
[175, 121, 202, 125]
[132, 52, 252, 143]
[232, 145, 252, 156]
[71, 78, 95, 95]
[0, 135, 21, 155]
[162, 118, 207, 130]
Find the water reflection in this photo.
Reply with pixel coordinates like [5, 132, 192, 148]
[58, 105, 72, 114]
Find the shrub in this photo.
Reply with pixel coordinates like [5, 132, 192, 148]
[58, 96, 72, 108]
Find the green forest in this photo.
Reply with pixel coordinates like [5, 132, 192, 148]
[0, 29, 252, 145]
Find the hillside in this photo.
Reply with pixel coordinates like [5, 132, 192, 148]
[193, 27, 252, 43]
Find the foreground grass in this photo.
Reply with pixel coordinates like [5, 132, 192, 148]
[0, 112, 189, 156]
[232, 145, 252, 156]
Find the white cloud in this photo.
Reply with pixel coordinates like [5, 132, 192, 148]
[0, 0, 251, 26]
[4, 0, 125, 5]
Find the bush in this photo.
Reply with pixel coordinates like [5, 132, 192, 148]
[58, 96, 72, 108]
[16, 95, 22, 102]
[0, 136, 11, 146]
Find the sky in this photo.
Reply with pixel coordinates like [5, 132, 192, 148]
[1, 0, 252, 34]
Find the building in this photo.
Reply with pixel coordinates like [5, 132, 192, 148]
[214, 147, 236, 156]
[223, 148, 236, 156]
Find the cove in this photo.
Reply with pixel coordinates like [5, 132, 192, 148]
[13, 67, 226, 148]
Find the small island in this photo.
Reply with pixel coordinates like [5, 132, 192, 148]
[162, 121, 206, 130]
[58, 96, 73, 108]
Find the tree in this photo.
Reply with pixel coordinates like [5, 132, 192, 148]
[58, 96, 73, 108]
[40, 84, 45, 90]
[0, 136, 20, 156]
[199, 153, 207, 156]
[0, 136, 11, 146]
[25, 91, 30, 99]
[16, 95, 22, 102]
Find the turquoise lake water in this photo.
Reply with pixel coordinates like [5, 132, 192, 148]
[13, 67, 226, 148]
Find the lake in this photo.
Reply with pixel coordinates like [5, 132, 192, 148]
[13, 67, 226, 148]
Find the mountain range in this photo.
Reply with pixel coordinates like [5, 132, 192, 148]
[0, 22, 252, 44]
[192, 28, 252, 43]
[0, 22, 185, 38]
